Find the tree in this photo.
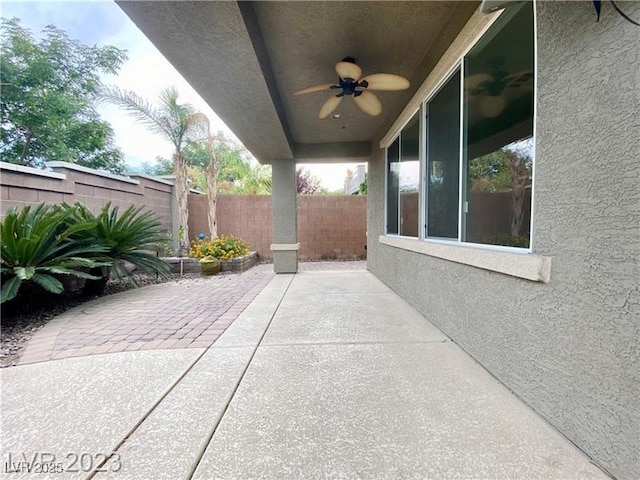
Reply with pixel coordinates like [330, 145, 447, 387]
[359, 178, 368, 195]
[296, 168, 326, 195]
[468, 146, 532, 237]
[0, 18, 127, 173]
[143, 133, 272, 196]
[235, 164, 272, 194]
[102, 86, 209, 251]
[142, 156, 173, 176]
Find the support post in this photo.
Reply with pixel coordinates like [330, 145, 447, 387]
[270, 160, 298, 273]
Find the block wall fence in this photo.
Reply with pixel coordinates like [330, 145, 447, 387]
[188, 194, 367, 261]
[1, 162, 367, 261]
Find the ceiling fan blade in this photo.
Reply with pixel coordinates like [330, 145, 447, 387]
[335, 61, 362, 81]
[504, 70, 534, 89]
[353, 91, 382, 116]
[319, 95, 343, 119]
[465, 73, 493, 92]
[360, 73, 410, 91]
[293, 83, 336, 96]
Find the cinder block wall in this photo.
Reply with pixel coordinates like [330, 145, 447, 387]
[188, 194, 367, 260]
[1, 162, 368, 262]
[297, 195, 367, 261]
[188, 195, 274, 258]
[0, 162, 173, 232]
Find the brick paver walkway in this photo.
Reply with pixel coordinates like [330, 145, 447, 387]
[18, 265, 275, 365]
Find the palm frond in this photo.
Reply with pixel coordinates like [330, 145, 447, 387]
[100, 86, 172, 140]
[1, 276, 21, 303]
[31, 273, 64, 294]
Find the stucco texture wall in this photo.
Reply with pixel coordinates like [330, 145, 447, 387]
[367, 2, 639, 479]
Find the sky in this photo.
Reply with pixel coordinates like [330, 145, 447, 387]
[1, 1, 362, 191]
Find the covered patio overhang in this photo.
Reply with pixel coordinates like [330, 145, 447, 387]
[116, 1, 479, 272]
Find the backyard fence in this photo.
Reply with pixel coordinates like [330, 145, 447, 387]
[1, 162, 367, 261]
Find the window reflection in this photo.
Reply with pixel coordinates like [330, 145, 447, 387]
[427, 70, 460, 239]
[400, 113, 420, 237]
[386, 138, 400, 234]
[463, 3, 534, 248]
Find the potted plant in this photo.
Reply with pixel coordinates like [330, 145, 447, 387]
[200, 255, 221, 276]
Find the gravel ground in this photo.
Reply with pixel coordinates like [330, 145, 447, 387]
[0, 272, 227, 368]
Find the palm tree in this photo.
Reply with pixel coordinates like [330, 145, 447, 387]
[201, 134, 220, 238]
[236, 164, 272, 194]
[101, 86, 209, 252]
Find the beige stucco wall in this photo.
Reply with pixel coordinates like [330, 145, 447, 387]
[368, 2, 639, 479]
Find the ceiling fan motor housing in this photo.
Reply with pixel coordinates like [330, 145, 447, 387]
[338, 77, 366, 96]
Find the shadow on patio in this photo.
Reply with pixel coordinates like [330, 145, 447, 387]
[1, 264, 607, 479]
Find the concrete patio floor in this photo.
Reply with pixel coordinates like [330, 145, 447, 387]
[1, 266, 609, 479]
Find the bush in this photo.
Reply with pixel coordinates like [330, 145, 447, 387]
[63, 202, 171, 294]
[0, 204, 108, 304]
[189, 235, 250, 260]
[0, 202, 173, 305]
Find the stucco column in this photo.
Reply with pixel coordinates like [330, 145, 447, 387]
[270, 159, 298, 273]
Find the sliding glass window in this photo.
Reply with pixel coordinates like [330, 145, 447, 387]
[426, 70, 461, 239]
[384, 2, 534, 249]
[399, 113, 420, 237]
[462, 3, 534, 248]
[386, 137, 400, 234]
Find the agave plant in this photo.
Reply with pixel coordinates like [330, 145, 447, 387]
[0, 204, 108, 304]
[64, 202, 171, 294]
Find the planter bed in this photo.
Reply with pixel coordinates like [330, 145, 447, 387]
[163, 251, 258, 275]
[220, 251, 258, 272]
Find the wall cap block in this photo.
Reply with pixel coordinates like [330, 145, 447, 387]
[379, 235, 551, 283]
[0, 161, 66, 180]
[271, 243, 300, 251]
[129, 173, 175, 186]
[47, 161, 140, 185]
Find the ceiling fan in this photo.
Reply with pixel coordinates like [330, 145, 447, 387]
[466, 58, 533, 118]
[293, 57, 410, 119]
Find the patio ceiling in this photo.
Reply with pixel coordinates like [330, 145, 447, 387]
[116, 1, 478, 163]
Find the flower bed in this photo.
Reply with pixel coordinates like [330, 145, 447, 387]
[163, 252, 258, 275]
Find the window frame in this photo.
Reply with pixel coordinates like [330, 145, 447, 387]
[384, 109, 422, 238]
[384, 1, 537, 255]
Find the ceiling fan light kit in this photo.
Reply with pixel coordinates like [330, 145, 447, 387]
[479, 94, 507, 118]
[293, 57, 410, 119]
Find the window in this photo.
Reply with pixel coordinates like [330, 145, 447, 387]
[426, 70, 461, 239]
[385, 2, 534, 249]
[462, 3, 534, 248]
[386, 138, 400, 234]
[386, 112, 420, 237]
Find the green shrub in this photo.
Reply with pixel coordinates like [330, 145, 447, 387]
[189, 235, 249, 260]
[64, 202, 171, 293]
[0, 204, 108, 304]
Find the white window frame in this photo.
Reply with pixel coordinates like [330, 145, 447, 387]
[384, 110, 421, 238]
[382, 1, 549, 282]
